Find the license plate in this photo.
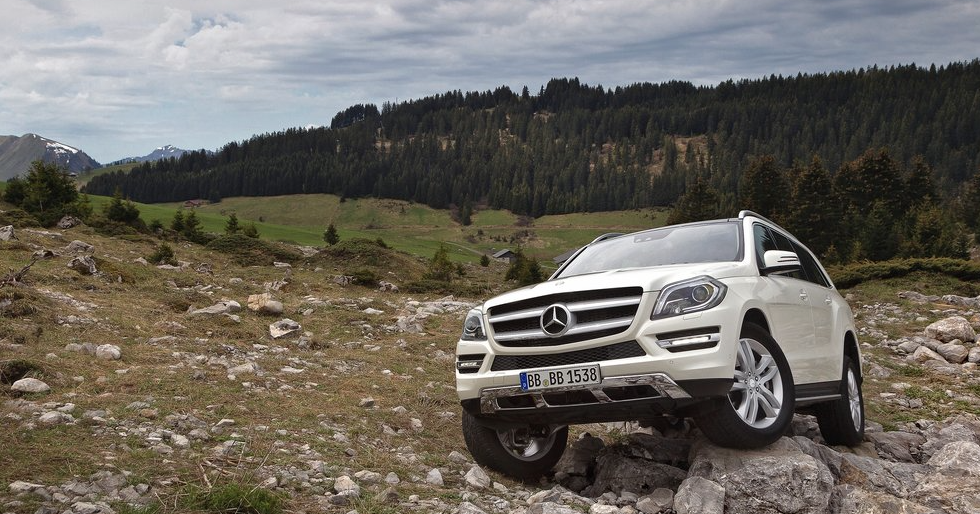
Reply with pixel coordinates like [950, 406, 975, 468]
[520, 364, 601, 391]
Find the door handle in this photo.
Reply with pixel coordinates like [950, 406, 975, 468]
[825, 296, 832, 305]
[799, 289, 808, 301]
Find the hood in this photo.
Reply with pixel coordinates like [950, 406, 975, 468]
[484, 261, 749, 310]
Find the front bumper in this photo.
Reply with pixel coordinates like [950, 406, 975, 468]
[456, 294, 744, 426]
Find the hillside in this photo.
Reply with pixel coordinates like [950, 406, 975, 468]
[2, 219, 980, 513]
[0, 134, 101, 181]
[83, 61, 980, 216]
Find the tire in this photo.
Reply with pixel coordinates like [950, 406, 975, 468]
[696, 322, 795, 448]
[461, 410, 568, 481]
[815, 355, 865, 446]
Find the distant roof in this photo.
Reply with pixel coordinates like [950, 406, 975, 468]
[492, 249, 515, 258]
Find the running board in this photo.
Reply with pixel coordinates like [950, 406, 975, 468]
[795, 380, 842, 406]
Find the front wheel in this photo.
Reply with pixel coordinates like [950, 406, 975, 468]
[461, 410, 568, 481]
[695, 322, 795, 448]
[815, 355, 865, 446]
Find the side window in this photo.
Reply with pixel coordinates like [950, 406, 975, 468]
[791, 241, 832, 288]
[753, 224, 779, 269]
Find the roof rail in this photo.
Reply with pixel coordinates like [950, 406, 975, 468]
[738, 210, 777, 225]
[590, 232, 624, 244]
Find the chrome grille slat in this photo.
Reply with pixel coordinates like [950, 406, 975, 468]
[488, 287, 643, 347]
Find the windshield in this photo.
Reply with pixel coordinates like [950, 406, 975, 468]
[555, 221, 742, 278]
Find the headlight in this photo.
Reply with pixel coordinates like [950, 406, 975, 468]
[461, 308, 487, 340]
[651, 276, 727, 319]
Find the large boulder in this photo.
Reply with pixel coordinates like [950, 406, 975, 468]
[686, 437, 835, 514]
[910, 441, 980, 513]
[924, 316, 976, 343]
[582, 449, 686, 497]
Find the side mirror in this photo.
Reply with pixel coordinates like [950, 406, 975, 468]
[762, 250, 801, 274]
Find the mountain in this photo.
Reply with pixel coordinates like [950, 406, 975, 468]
[0, 133, 101, 181]
[110, 145, 194, 165]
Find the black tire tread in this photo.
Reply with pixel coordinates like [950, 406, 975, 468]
[461, 411, 568, 481]
[815, 355, 865, 446]
[695, 322, 796, 449]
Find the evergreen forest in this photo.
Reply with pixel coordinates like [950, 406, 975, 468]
[82, 60, 980, 262]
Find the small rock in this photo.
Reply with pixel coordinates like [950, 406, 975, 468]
[67, 255, 99, 275]
[95, 344, 122, 360]
[425, 468, 444, 486]
[637, 488, 673, 513]
[464, 465, 491, 489]
[11, 377, 50, 393]
[269, 319, 301, 339]
[65, 240, 94, 253]
[359, 397, 376, 408]
[936, 343, 970, 364]
[247, 293, 284, 315]
[0, 225, 15, 241]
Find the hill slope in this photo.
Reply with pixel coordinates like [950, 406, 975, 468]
[83, 61, 980, 215]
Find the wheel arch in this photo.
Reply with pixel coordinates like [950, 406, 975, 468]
[742, 307, 771, 335]
[843, 330, 862, 380]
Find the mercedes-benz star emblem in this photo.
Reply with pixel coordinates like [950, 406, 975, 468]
[541, 304, 573, 337]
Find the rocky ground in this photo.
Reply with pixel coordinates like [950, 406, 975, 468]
[2, 222, 980, 514]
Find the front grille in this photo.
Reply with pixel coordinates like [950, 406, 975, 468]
[488, 287, 643, 347]
[490, 341, 646, 371]
[495, 385, 662, 409]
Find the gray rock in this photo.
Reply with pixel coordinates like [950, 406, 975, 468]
[687, 437, 834, 514]
[425, 468, 444, 486]
[57, 216, 82, 229]
[831, 485, 933, 514]
[626, 431, 691, 467]
[333, 475, 360, 496]
[673, 476, 725, 514]
[464, 465, 491, 489]
[188, 301, 241, 317]
[910, 345, 946, 364]
[527, 503, 582, 514]
[924, 316, 976, 343]
[583, 450, 686, 497]
[911, 441, 980, 513]
[8, 481, 45, 494]
[920, 423, 980, 459]
[457, 502, 489, 514]
[0, 225, 14, 241]
[969, 346, 980, 364]
[11, 377, 50, 393]
[247, 293, 283, 315]
[838, 453, 930, 498]
[636, 488, 673, 513]
[936, 343, 970, 364]
[865, 431, 926, 463]
[67, 255, 99, 275]
[38, 411, 74, 425]
[555, 433, 605, 478]
[588, 505, 621, 514]
[65, 240, 93, 252]
[95, 344, 122, 360]
[269, 318, 301, 339]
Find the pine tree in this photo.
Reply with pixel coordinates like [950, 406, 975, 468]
[323, 223, 340, 245]
[225, 213, 241, 234]
[738, 155, 788, 221]
[666, 176, 724, 225]
[784, 157, 840, 258]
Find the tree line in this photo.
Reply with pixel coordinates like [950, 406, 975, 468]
[80, 61, 980, 260]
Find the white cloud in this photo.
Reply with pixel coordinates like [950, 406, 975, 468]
[0, 0, 977, 162]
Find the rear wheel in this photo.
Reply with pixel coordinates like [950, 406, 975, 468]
[815, 355, 865, 446]
[696, 322, 795, 448]
[461, 410, 568, 481]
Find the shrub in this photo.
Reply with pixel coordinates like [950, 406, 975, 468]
[184, 483, 283, 514]
[147, 243, 178, 266]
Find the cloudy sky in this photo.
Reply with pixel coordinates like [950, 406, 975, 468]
[1, 0, 978, 163]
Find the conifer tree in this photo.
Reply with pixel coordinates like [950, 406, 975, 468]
[666, 176, 724, 225]
[738, 155, 788, 221]
[784, 157, 840, 258]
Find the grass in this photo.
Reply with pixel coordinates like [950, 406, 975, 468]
[77, 193, 668, 265]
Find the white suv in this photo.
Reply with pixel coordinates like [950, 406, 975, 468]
[455, 211, 864, 479]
